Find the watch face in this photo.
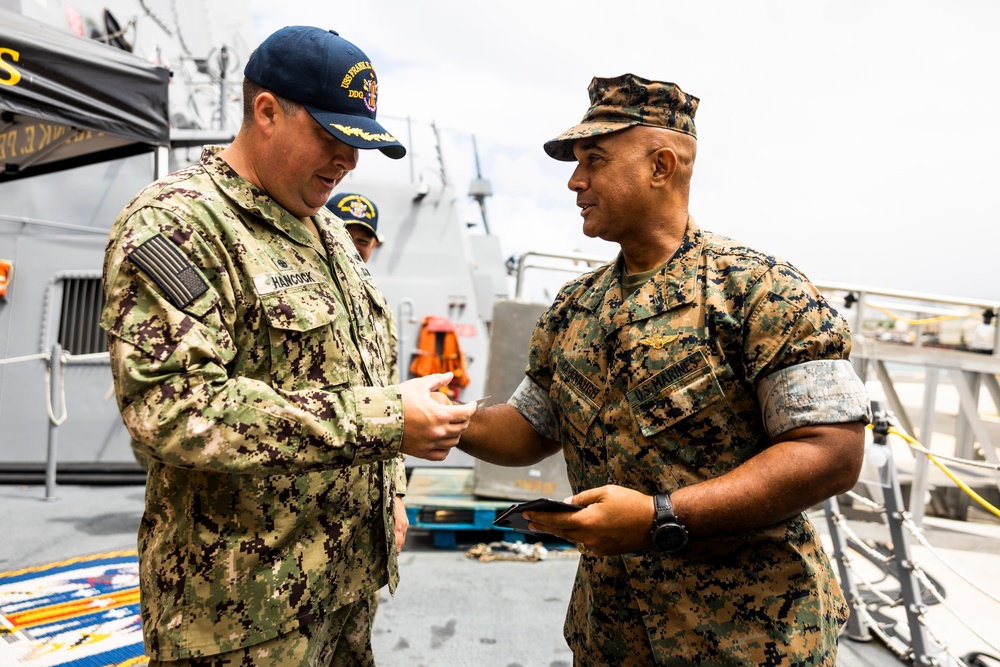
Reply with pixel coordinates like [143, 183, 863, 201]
[654, 524, 688, 552]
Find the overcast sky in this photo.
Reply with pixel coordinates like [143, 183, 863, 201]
[251, 0, 1000, 304]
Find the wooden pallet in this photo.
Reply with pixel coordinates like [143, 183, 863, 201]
[404, 467, 529, 549]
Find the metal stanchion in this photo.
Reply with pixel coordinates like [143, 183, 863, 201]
[823, 495, 871, 642]
[869, 401, 944, 665]
[45, 342, 62, 500]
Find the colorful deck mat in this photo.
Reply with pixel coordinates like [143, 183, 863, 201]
[0, 551, 146, 666]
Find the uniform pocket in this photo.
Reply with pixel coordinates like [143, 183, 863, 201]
[627, 348, 756, 477]
[260, 283, 349, 391]
[627, 349, 723, 438]
[552, 357, 602, 436]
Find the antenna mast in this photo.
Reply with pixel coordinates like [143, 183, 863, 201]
[469, 134, 492, 235]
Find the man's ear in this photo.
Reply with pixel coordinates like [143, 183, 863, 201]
[651, 148, 678, 186]
[253, 92, 281, 136]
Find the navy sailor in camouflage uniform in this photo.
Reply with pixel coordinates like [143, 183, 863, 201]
[458, 74, 871, 666]
[101, 26, 477, 666]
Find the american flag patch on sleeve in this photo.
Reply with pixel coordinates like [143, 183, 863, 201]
[127, 234, 209, 309]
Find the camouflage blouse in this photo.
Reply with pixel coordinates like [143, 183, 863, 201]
[101, 147, 403, 660]
[521, 219, 869, 666]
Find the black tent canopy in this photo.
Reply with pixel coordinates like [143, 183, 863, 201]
[0, 9, 170, 182]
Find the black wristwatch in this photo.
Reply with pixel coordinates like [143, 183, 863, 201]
[651, 493, 688, 553]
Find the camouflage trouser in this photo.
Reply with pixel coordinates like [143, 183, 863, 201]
[147, 593, 376, 667]
[565, 569, 655, 667]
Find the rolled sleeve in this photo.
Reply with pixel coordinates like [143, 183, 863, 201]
[757, 359, 872, 438]
[508, 376, 561, 442]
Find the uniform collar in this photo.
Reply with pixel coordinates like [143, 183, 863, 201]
[579, 218, 704, 333]
[200, 146, 322, 248]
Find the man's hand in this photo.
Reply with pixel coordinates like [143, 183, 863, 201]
[393, 495, 409, 552]
[522, 485, 655, 557]
[399, 373, 477, 461]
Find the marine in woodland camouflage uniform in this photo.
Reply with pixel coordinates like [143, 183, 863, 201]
[102, 27, 475, 665]
[458, 74, 871, 666]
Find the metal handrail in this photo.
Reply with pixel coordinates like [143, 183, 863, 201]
[514, 250, 611, 300]
[814, 280, 1000, 312]
[0, 212, 111, 235]
[814, 281, 1000, 359]
[0, 348, 111, 500]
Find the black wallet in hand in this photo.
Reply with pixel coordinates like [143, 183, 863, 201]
[493, 498, 582, 535]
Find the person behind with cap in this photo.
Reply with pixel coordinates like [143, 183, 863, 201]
[457, 74, 871, 665]
[101, 26, 477, 666]
[328, 192, 382, 263]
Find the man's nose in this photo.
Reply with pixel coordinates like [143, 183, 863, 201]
[332, 146, 359, 171]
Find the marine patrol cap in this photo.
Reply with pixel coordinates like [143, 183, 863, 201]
[244, 26, 406, 159]
[328, 192, 381, 242]
[543, 73, 699, 161]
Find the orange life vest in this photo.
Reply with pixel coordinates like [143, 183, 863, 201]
[0, 259, 11, 299]
[409, 316, 470, 399]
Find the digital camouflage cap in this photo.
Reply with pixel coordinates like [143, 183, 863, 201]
[543, 73, 699, 161]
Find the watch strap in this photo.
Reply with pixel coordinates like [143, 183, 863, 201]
[653, 493, 675, 525]
[651, 492, 688, 552]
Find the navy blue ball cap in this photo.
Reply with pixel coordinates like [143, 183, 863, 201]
[244, 26, 406, 160]
[327, 192, 381, 241]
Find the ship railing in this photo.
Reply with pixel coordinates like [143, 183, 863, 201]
[513, 251, 611, 301]
[0, 213, 109, 234]
[815, 282, 1000, 526]
[825, 403, 1000, 666]
[0, 345, 110, 500]
[814, 281, 1000, 357]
